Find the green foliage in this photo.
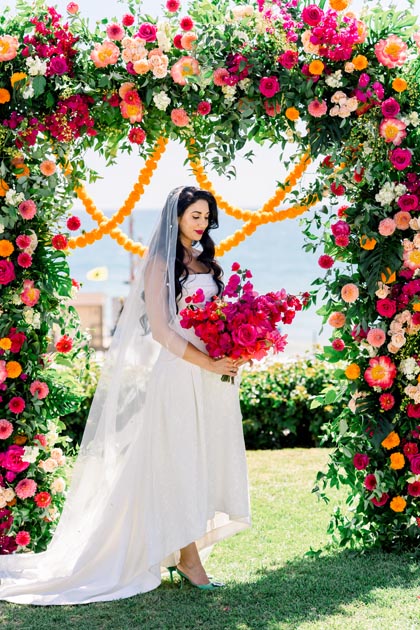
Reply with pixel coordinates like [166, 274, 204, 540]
[240, 356, 343, 449]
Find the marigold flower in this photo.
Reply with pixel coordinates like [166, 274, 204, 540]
[381, 430, 400, 449]
[0, 88, 10, 104]
[0, 179, 9, 196]
[390, 452, 405, 470]
[390, 496, 406, 512]
[308, 60, 324, 75]
[329, 0, 349, 9]
[39, 160, 56, 176]
[6, 361, 22, 379]
[0, 337, 12, 350]
[392, 77, 407, 93]
[285, 107, 299, 121]
[10, 72, 27, 87]
[345, 363, 360, 380]
[0, 239, 14, 257]
[352, 55, 368, 70]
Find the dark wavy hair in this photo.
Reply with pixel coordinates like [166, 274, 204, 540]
[175, 186, 224, 305]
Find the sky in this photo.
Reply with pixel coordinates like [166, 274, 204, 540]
[7, 0, 398, 212]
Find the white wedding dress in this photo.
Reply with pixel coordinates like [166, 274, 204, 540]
[0, 272, 250, 605]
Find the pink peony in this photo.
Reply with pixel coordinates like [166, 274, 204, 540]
[0, 260, 15, 285]
[171, 56, 200, 86]
[0, 419, 13, 439]
[364, 474, 377, 490]
[390, 148, 412, 170]
[106, 23, 125, 41]
[15, 478, 37, 499]
[259, 76, 280, 98]
[18, 200, 37, 220]
[170, 108, 190, 127]
[15, 531, 30, 546]
[0, 444, 29, 472]
[318, 255, 334, 269]
[301, 4, 323, 26]
[367, 328, 386, 348]
[353, 453, 370, 470]
[379, 118, 406, 145]
[308, 99, 327, 117]
[375, 35, 408, 68]
[0, 35, 19, 62]
[364, 356, 397, 389]
[90, 41, 120, 68]
[29, 380, 49, 400]
[378, 218, 396, 236]
[137, 22, 157, 42]
[166, 0, 180, 11]
[341, 283, 359, 303]
[8, 396, 25, 414]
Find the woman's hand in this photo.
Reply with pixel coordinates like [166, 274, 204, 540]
[208, 356, 239, 378]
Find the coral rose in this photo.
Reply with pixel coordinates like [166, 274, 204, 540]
[170, 108, 190, 127]
[394, 211, 411, 230]
[328, 311, 346, 328]
[378, 218, 396, 236]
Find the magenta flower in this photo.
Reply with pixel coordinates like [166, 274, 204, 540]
[8, 396, 26, 414]
[381, 97, 400, 118]
[16, 234, 31, 249]
[390, 148, 412, 170]
[376, 298, 397, 318]
[307, 99, 327, 117]
[278, 50, 298, 69]
[332, 339, 345, 351]
[353, 453, 370, 470]
[197, 101, 211, 115]
[397, 193, 418, 211]
[15, 531, 31, 546]
[0, 260, 15, 285]
[0, 445, 29, 472]
[259, 76, 280, 98]
[331, 220, 350, 237]
[364, 474, 377, 491]
[301, 4, 323, 26]
[371, 493, 389, 507]
[136, 22, 157, 41]
[318, 255, 334, 269]
[17, 252, 32, 268]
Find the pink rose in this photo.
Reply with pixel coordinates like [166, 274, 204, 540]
[353, 453, 370, 470]
[410, 454, 420, 474]
[390, 148, 412, 170]
[397, 194, 418, 212]
[278, 50, 298, 69]
[331, 220, 350, 237]
[407, 481, 420, 497]
[301, 4, 323, 26]
[0, 260, 15, 285]
[137, 22, 157, 42]
[259, 76, 280, 98]
[364, 473, 377, 490]
[381, 97, 400, 118]
[0, 445, 30, 473]
[8, 396, 25, 414]
[378, 218, 396, 236]
[232, 324, 258, 347]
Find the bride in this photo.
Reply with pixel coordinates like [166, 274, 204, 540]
[0, 185, 251, 605]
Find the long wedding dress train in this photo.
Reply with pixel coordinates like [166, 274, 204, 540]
[0, 273, 250, 605]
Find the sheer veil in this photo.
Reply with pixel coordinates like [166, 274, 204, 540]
[0, 186, 190, 602]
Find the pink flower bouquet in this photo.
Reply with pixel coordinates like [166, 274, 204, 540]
[180, 263, 306, 381]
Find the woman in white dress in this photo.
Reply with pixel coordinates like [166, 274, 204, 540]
[0, 186, 250, 604]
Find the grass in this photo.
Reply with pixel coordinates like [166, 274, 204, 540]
[1, 449, 420, 630]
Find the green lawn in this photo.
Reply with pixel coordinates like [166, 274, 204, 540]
[1, 449, 420, 630]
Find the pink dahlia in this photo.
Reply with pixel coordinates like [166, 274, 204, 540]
[213, 67, 229, 86]
[15, 478, 37, 499]
[366, 328, 386, 348]
[15, 531, 31, 546]
[52, 234, 68, 250]
[180, 16, 194, 31]
[122, 13, 135, 26]
[166, 0, 180, 11]
[16, 234, 31, 250]
[318, 255, 334, 269]
[34, 491, 52, 508]
[375, 35, 408, 68]
[364, 356, 397, 389]
[18, 200, 36, 220]
[307, 99, 327, 117]
[0, 419, 13, 439]
[341, 283, 359, 303]
[17, 252, 32, 268]
[259, 76, 280, 98]
[106, 23, 125, 41]
[8, 396, 25, 414]
[29, 380, 49, 400]
[197, 101, 211, 116]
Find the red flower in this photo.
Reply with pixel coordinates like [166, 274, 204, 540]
[231, 262, 240, 272]
[364, 356, 397, 389]
[379, 393, 395, 410]
[335, 235, 350, 247]
[33, 433, 47, 447]
[353, 453, 370, 470]
[407, 481, 420, 497]
[166, 0, 180, 11]
[407, 403, 420, 418]
[318, 254, 334, 269]
[332, 339, 345, 351]
[8, 328, 26, 352]
[173, 34, 183, 49]
[52, 234, 68, 250]
[322, 155, 334, 169]
[197, 101, 211, 116]
[364, 474, 377, 490]
[128, 127, 146, 144]
[278, 50, 298, 69]
[0, 260, 15, 285]
[17, 252, 32, 268]
[403, 442, 419, 458]
[66, 215, 81, 231]
[330, 182, 346, 196]
[15, 530, 30, 546]
[410, 454, 420, 474]
[259, 76, 280, 98]
[55, 335, 73, 353]
[180, 16, 194, 31]
[122, 13, 135, 26]
[371, 492, 389, 507]
[376, 298, 397, 318]
[8, 396, 25, 414]
[353, 168, 364, 183]
[34, 491, 52, 508]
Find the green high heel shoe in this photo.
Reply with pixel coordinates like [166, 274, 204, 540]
[175, 567, 224, 591]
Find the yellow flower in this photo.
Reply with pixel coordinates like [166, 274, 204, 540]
[352, 55, 368, 70]
[390, 496, 406, 512]
[381, 431, 400, 450]
[0, 239, 14, 257]
[359, 235, 376, 250]
[0, 88, 10, 104]
[308, 60, 324, 75]
[389, 452, 405, 470]
[392, 77, 407, 93]
[10, 72, 27, 88]
[6, 361, 22, 379]
[285, 107, 299, 121]
[345, 363, 360, 380]
[0, 337, 12, 350]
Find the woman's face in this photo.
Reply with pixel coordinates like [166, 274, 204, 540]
[178, 199, 210, 246]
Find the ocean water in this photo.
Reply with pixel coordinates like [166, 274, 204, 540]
[67, 208, 330, 357]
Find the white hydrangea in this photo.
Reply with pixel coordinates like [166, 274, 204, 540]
[26, 55, 47, 76]
[375, 181, 398, 206]
[395, 183, 407, 197]
[22, 445, 40, 464]
[400, 357, 420, 379]
[362, 141, 373, 156]
[325, 70, 343, 88]
[32, 312, 41, 328]
[153, 90, 171, 111]
[5, 188, 25, 206]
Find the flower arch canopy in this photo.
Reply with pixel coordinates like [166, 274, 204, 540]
[1, 0, 420, 553]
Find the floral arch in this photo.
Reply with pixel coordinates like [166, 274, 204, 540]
[0, 0, 420, 553]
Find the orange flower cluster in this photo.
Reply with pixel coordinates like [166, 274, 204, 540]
[68, 137, 168, 255]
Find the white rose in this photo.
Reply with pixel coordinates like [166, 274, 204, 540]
[39, 457, 59, 473]
[51, 477, 66, 494]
